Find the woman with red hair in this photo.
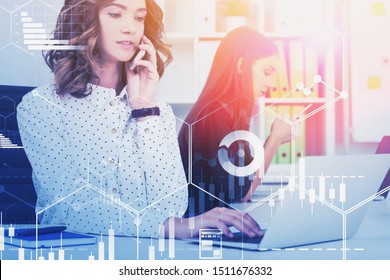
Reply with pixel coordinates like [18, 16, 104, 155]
[179, 27, 291, 217]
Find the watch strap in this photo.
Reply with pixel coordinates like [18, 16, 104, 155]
[131, 106, 160, 118]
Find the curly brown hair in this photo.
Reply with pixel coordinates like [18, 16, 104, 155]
[44, 0, 172, 98]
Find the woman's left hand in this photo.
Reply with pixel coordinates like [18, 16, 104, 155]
[126, 35, 159, 109]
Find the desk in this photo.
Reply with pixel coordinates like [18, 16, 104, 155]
[1, 199, 390, 260]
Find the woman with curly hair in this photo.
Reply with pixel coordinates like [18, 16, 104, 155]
[17, 0, 261, 239]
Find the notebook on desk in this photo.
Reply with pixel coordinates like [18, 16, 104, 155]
[3, 224, 97, 249]
[202, 154, 390, 251]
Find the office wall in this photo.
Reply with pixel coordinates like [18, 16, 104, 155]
[349, 0, 390, 143]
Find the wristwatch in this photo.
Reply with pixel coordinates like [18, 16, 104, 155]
[131, 106, 160, 118]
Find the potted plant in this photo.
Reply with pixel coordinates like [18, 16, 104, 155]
[219, 0, 251, 31]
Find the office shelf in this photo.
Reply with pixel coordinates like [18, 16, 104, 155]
[265, 98, 329, 105]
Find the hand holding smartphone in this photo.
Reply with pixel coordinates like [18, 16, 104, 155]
[126, 36, 159, 110]
[129, 47, 146, 71]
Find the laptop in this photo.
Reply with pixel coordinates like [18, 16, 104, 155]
[376, 136, 390, 199]
[217, 154, 390, 250]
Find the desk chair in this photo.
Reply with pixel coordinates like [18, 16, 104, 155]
[0, 85, 36, 223]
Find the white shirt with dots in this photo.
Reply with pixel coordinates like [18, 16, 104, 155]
[17, 83, 188, 237]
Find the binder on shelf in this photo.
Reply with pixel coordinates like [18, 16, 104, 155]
[267, 52, 281, 164]
[304, 45, 319, 97]
[291, 105, 306, 164]
[269, 40, 291, 164]
[4, 225, 97, 249]
[288, 40, 305, 98]
[269, 56, 281, 99]
[276, 105, 291, 164]
[264, 110, 278, 164]
[274, 40, 290, 99]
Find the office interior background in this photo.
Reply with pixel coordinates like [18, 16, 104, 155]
[0, 0, 389, 180]
[0, 0, 390, 262]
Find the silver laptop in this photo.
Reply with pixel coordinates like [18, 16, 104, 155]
[222, 154, 390, 250]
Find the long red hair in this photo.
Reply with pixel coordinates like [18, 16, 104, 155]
[185, 27, 278, 130]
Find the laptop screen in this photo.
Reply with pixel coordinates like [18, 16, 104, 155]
[376, 136, 390, 198]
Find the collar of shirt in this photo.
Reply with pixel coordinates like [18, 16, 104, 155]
[84, 83, 129, 109]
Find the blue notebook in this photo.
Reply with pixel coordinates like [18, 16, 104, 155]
[4, 225, 97, 248]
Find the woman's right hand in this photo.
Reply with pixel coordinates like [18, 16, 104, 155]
[192, 207, 263, 238]
[269, 117, 292, 145]
[126, 35, 159, 109]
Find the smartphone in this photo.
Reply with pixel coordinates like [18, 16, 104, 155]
[129, 48, 146, 71]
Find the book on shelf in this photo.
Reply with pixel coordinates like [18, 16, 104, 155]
[266, 50, 282, 164]
[291, 105, 306, 164]
[304, 44, 319, 98]
[269, 58, 280, 99]
[272, 40, 292, 164]
[3, 224, 97, 249]
[289, 40, 305, 98]
[264, 109, 278, 164]
[274, 40, 290, 98]
[276, 105, 292, 164]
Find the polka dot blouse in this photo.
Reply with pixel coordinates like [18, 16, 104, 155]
[17, 83, 188, 238]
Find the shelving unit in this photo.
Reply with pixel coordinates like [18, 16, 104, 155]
[156, 0, 339, 163]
